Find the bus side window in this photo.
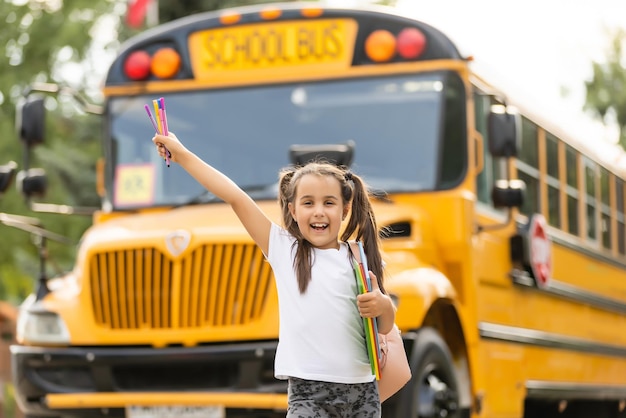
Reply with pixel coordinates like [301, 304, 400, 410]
[565, 144, 579, 236]
[516, 117, 540, 216]
[600, 167, 611, 250]
[474, 93, 504, 205]
[545, 133, 560, 229]
[617, 177, 626, 255]
[440, 73, 467, 189]
[584, 157, 597, 242]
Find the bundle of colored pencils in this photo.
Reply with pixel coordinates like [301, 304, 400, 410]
[353, 241, 382, 380]
[144, 97, 171, 167]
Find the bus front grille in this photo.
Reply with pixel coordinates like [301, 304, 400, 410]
[88, 244, 273, 329]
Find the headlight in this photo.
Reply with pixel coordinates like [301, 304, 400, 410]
[17, 305, 70, 345]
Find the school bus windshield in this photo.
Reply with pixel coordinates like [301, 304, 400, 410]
[108, 71, 465, 209]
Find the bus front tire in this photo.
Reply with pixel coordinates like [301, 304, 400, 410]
[398, 327, 461, 418]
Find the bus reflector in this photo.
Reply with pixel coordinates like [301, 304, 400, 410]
[260, 8, 281, 20]
[220, 11, 241, 25]
[301, 7, 323, 18]
[365, 30, 396, 62]
[150, 48, 181, 79]
[124, 51, 151, 80]
[397, 28, 426, 59]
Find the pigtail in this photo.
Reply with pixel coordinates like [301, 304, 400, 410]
[341, 172, 386, 293]
[278, 169, 297, 233]
[278, 167, 314, 293]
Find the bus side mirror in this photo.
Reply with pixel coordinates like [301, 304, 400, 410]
[17, 168, 48, 198]
[17, 96, 46, 147]
[0, 161, 18, 194]
[488, 105, 520, 158]
[492, 179, 525, 208]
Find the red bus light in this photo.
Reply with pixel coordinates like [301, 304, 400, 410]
[397, 28, 426, 59]
[365, 30, 396, 63]
[124, 50, 151, 80]
[151, 47, 181, 79]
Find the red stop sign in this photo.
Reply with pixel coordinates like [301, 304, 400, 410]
[529, 214, 552, 288]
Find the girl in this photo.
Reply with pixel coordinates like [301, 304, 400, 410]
[153, 133, 395, 418]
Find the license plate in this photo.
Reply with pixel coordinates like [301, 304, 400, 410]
[126, 405, 225, 418]
[189, 19, 357, 79]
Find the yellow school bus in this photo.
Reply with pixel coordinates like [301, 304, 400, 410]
[11, 2, 626, 418]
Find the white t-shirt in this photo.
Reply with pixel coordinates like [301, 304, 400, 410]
[267, 223, 374, 384]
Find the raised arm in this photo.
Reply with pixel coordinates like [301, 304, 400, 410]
[153, 133, 272, 254]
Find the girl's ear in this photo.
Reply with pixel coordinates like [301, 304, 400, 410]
[343, 203, 351, 220]
[288, 202, 297, 222]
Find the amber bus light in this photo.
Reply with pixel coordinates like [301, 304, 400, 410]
[151, 47, 182, 79]
[365, 30, 396, 62]
[300, 7, 323, 18]
[219, 11, 241, 25]
[260, 7, 281, 20]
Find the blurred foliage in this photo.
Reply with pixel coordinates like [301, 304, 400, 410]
[3, 382, 17, 418]
[0, 0, 123, 305]
[585, 29, 626, 148]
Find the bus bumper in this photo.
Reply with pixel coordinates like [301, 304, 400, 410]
[11, 341, 287, 418]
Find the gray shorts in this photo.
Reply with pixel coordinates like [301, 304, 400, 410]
[287, 377, 381, 418]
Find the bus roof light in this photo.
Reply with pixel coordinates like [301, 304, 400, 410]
[151, 47, 181, 79]
[301, 7, 323, 18]
[260, 8, 281, 20]
[365, 30, 396, 63]
[220, 12, 241, 25]
[397, 28, 426, 59]
[124, 51, 151, 81]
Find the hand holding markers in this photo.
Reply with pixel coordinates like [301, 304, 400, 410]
[144, 97, 172, 167]
[152, 131, 186, 164]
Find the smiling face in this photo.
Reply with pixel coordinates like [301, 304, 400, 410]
[288, 173, 350, 250]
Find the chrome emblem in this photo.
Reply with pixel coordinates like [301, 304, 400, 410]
[165, 230, 191, 256]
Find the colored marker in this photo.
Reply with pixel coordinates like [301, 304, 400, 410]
[152, 99, 162, 134]
[358, 241, 381, 360]
[144, 105, 159, 133]
[145, 103, 170, 167]
[357, 241, 371, 289]
[158, 97, 171, 166]
[159, 97, 169, 135]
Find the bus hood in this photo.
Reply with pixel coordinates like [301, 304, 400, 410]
[78, 198, 430, 252]
[80, 202, 282, 251]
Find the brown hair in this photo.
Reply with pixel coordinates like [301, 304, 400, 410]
[278, 161, 385, 293]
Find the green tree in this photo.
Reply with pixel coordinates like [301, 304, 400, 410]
[0, 0, 124, 303]
[585, 29, 626, 148]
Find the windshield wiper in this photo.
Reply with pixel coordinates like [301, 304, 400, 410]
[174, 190, 222, 208]
[174, 184, 276, 209]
